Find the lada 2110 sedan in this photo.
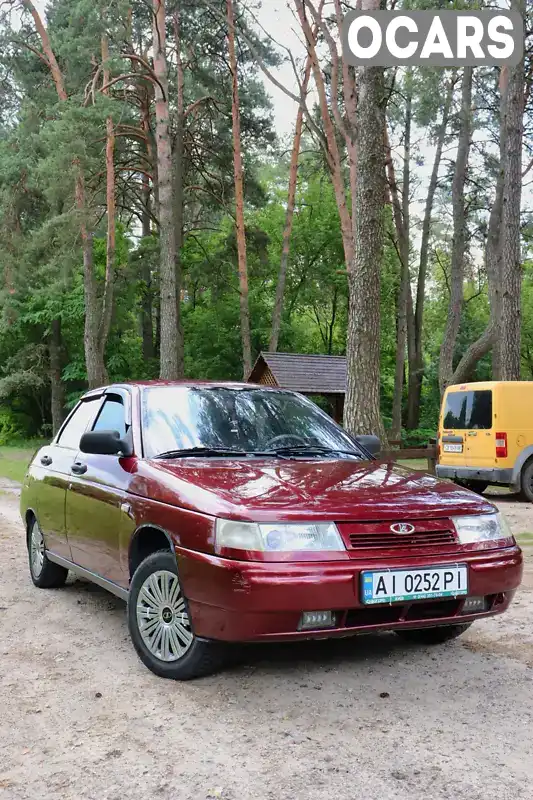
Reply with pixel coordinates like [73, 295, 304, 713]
[21, 382, 523, 679]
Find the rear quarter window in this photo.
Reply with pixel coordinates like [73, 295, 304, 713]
[443, 390, 492, 430]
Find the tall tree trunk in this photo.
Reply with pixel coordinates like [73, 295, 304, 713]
[100, 34, 115, 361]
[489, 69, 509, 380]
[295, 0, 354, 269]
[153, 0, 180, 380]
[49, 318, 65, 435]
[500, 26, 525, 380]
[344, 0, 386, 441]
[270, 7, 322, 353]
[141, 178, 155, 362]
[438, 67, 473, 395]
[407, 76, 454, 428]
[22, 0, 67, 102]
[332, 0, 358, 229]
[22, 1, 71, 406]
[173, 9, 185, 375]
[76, 166, 108, 388]
[25, 0, 112, 389]
[447, 69, 509, 386]
[140, 91, 155, 361]
[227, 0, 252, 378]
[390, 86, 411, 441]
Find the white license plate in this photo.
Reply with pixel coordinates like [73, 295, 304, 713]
[361, 565, 468, 605]
[443, 443, 463, 453]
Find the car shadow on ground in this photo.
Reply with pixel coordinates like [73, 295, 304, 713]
[227, 632, 441, 674]
[61, 575, 126, 610]
[58, 575, 438, 676]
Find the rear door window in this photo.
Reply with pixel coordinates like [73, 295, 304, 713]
[443, 390, 493, 430]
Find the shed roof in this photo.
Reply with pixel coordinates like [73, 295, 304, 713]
[248, 352, 347, 395]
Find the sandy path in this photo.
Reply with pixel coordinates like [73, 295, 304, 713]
[1, 485, 532, 800]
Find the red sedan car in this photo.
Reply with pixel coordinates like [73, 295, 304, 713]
[21, 382, 523, 680]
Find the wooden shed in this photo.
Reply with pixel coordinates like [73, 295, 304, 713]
[248, 352, 347, 423]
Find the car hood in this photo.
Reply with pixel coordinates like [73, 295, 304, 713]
[132, 458, 495, 522]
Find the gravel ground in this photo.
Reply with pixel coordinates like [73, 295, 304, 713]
[1, 482, 533, 800]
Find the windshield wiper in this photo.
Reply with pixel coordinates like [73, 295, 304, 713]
[262, 444, 362, 459]
[154, 447, 248, 459]
[154, 445, 363, 461]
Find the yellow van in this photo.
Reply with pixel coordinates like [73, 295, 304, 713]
[436, 381, 533, 500]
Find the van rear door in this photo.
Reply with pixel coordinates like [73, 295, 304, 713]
[440, 388, 493, 467]
[440, 389, 467, 466]
[463, 389, 494, 467]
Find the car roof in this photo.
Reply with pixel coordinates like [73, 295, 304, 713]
[446, 381, 533, 391]
[83, 379, 278, 397]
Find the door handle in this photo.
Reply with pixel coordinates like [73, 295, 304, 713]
[40, 455, 53, 466]
[71, 462, 88, 475]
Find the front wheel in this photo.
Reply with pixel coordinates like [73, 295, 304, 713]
[127, 550, 227, 680]
[27, 518, 68, 588]
[395, 622, 472, 645]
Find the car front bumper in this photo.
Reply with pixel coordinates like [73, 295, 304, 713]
[176, 545, 523, 643]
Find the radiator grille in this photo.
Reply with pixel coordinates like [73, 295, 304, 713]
[348, 530, 456, 550]
[337, 519, 458, 556]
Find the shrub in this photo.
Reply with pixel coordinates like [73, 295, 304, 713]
[0, 407, 30, 445]
[401, 427, 437, 449]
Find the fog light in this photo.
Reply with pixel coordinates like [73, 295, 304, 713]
[461, 596, 488, 614]
[299, 610, 336, 630]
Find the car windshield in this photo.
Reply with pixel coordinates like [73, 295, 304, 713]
[142, 386, 362, 459]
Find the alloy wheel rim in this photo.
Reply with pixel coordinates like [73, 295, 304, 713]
[136, 570, 193, 662]
[30, 523, 45, 578]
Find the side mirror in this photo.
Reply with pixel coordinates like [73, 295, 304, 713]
[355, 434, 381, 458]
[79, 430, 133, 457]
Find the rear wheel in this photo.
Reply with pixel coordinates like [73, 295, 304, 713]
[127, 550, 227, 680]
[27, 518, 68, 588]
[520, 460, 533, 503]
[455, 479, 489, 495]
[395, 623, 472, 645]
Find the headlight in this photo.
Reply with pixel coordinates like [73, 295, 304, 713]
[215, 519, 344, 553]
[452, 512, 514, 545]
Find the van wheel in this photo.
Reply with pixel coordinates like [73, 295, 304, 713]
[520, 460, 533, 503]
[455, 479, 488, 495]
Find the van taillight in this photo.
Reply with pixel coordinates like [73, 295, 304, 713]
[496, 432, 507, 459]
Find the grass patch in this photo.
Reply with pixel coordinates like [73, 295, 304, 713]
[516, 532, 533, 545]
[398, 458, 431, 472]
[0, 440, 47, 483]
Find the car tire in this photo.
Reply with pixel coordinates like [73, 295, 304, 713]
[27, 518, 68, 589]
[455, 479, 489, 495]
[127, 550, 227, 680]
[395, 623, 472, 645]
[520, 460, 533, 503]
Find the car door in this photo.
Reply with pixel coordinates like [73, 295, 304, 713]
[28, 396, 103, 560]
[65, 390, 133, 587]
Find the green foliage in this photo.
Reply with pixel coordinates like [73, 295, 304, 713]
[0, 1, 527, 447]
[0, 406, 30, 445]
[401, 428, 437, 448]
